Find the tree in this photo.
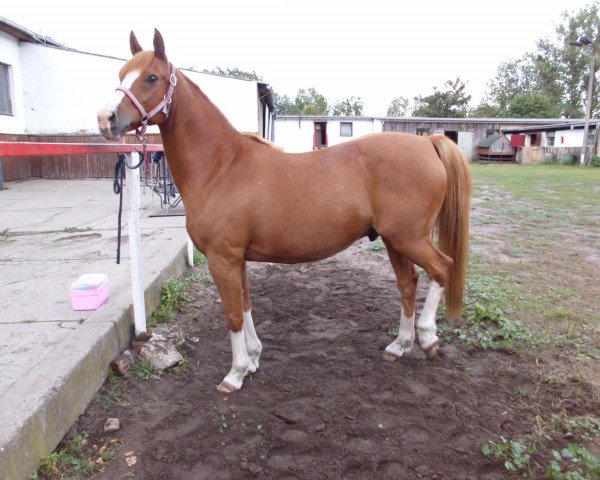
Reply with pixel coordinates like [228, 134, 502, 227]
[331, 96, 364, 116]
[274, 88, 329, 115]
[205, 67, 262, 81]
[294, 88, 329, 115]
[386, 97, 409, 116]
[412, 77, 472, 117]
[481, 3, 600, 118]
[506, 94, 561, 118]
[273, 92, 294, 115]
[471, 102, 502, 118]
[484, 58, 538, 115]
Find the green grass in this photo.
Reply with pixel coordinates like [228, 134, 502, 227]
[149, 277, 193, 327]
[101, 386, 130, 408]
[130, 360, 162, 380]
[471, 164, 600, 210]
[367, 237, 385, 251]
[465, 165, 600, 354]
[62, 227, 92, 234]
[482, 414, 600, 479]
[31, 433, 97, 479]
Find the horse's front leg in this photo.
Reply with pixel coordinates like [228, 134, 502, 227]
[208, 255, 251, 393]
[242, 262, 262, 373]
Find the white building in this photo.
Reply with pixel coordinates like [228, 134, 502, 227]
[0, 17, 274, 137]
[275, 116, 382, 152]
[275, 115, 593, 163]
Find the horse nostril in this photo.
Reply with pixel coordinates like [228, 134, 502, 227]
[108, 112, 116, 122]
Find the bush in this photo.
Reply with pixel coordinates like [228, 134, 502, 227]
[589, 155, 600, 167]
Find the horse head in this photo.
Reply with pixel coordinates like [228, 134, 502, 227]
[97, 29, 176, 140]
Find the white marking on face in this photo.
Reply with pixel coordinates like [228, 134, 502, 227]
[98, 70, 141, 135]
[108, 70, 141, 110]
[417, 280, 443, 350]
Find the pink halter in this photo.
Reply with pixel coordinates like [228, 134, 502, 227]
[116, 63, 178, 141]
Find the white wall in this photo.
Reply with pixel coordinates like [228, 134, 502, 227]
[554, 128, 583, 147]
[328, 120, 375, 147]
[275, 118, 316, 152]
[275, 118, 375, 153]
[0, 31, 26, 133]
[18, 44, 259, 135]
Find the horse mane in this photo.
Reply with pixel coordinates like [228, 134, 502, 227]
[242, 132, 284, 151]
[119, 51, 155, 79]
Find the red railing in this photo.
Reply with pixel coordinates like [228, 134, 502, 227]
[0, 142, 163, 156]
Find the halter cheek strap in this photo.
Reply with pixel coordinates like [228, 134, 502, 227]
[116, 63, 178, 141]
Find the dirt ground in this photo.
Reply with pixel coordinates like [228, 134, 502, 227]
[63, 241, 598, 480]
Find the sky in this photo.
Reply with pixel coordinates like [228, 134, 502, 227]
[3, 0, 596, 115]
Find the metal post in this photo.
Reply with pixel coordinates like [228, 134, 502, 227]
[126, 153, 147, 335]
[0, 157, 4, 190]
[581, 49, 596, 165]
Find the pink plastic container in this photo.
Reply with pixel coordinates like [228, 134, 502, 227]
[70, 274, 109, 311]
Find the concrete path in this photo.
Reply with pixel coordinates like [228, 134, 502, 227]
[0, 178, 189, 480]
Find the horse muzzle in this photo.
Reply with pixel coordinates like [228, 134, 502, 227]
[97, 106, 132, 140]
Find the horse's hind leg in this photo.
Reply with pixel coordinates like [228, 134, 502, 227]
[394, 238, 453, 359]
[242, 262, 262, 373]
[382, 244, 418, 361]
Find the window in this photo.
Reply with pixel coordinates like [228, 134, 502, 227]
[340, 122, 353, 137]
[547, 131, 555, 147]
[416, 128, 430, 136]
[587, 128, 595, 147]
[0, 63, 12, 116]
[486, 129, 495, 137]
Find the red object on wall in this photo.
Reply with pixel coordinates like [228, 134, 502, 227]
[510, 134, 526, 147]
[561, 136, 564, 144]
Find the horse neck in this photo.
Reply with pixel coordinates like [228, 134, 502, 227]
[158, 72, 241, 195]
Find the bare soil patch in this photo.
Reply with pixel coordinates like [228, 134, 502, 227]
[60, 243, 598, 480]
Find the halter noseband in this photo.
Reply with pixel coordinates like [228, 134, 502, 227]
[116, 62, 178, 142]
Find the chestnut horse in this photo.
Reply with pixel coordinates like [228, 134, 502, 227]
[98, 30, 471, 393]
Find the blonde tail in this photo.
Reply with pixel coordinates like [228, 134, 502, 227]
[428, 135, 472, 320]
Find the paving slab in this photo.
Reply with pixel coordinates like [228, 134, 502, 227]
[0, 178, 190, 480]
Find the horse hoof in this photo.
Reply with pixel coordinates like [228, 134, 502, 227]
[217, 381, 239, 393]
[382, 351, 401, 362]
[423, 341, 441, 360]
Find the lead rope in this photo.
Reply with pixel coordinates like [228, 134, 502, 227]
[113, 145, 147, 264]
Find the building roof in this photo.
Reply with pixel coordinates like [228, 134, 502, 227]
[0, 17, 62, 47]
[478, 134, 502, 148]
[502, 120, 600, 133]
[276, 115, 588, 126]
[276, 115, 374, 121]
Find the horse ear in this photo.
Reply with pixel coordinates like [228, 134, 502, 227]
[153, 29, 167, 61]
[129, 31, 143, 56]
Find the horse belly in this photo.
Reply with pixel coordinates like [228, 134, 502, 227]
[246, 207, 370, 264]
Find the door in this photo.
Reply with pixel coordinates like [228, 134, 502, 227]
[457, 131, 474, 161]
[313, 122, 327, 149]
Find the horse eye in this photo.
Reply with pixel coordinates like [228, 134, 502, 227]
[147, 74, 158, 83]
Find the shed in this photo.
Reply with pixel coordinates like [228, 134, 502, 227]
[477, 134, 515, 162]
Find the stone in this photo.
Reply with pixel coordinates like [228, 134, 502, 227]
[112, 350, 134, 376]
[104, 418, 120, 432]
[272, 410, 300, 425]
[415, 464, 430, 477]
[139, 332, 183, 371]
